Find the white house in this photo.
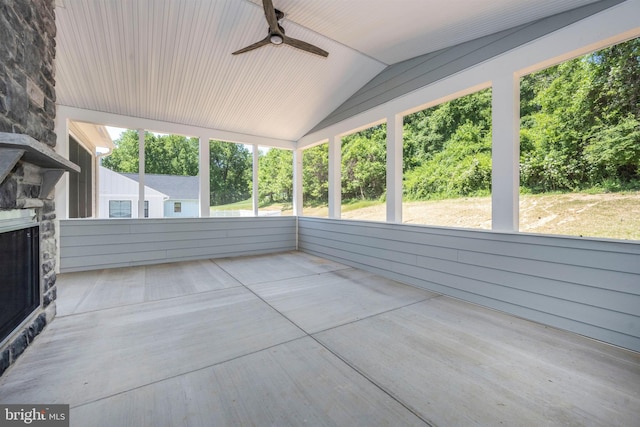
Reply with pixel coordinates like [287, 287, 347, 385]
[98, 167, 167, 218]
[120, 172, 200, 218]
[99, 167, 200, 218]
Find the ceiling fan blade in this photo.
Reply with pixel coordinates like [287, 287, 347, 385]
[232, 36, 271, 55]
[283, 36, 329, 57]
[262, 0, 282, 34]
[233, 1, 328, 57]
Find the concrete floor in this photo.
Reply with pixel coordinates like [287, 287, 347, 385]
[1, 251, 639, 426]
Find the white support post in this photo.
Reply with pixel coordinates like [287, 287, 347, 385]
[54, 114, 69, 221]
[252, 144, 259, 216]
[198, 136, 210, 217]
[491, 73, 520, 231]
[293, 148, 303, 216]
[138, 128, 145, 218]
[386, 114, 403, 223]
[94, 155, 100, 218]
[53, 113, 69, 274]
[328, 135, 341, 219]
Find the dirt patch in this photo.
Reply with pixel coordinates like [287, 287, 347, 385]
[518, 192, 640, 239]
[307, 192, 640, 240]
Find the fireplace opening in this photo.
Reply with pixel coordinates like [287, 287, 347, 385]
[0, 225, 40, 344]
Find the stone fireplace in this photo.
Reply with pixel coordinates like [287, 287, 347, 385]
[1, 0, 63, 376]
[0, 133, 78, 376]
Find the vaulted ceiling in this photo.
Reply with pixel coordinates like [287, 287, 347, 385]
[55, 0, 603, 143]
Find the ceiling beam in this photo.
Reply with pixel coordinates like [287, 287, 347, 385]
[57, 105, 297, 150]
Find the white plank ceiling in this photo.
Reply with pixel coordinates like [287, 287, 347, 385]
[55, 0, 602, 143]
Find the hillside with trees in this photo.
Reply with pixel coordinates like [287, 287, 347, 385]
[102, 38, 639, 207]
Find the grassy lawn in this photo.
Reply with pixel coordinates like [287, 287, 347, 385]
[210, 200, 292, 215]
[212, 191, 639, 240]
[210, 199, 253, 211]
[211, 199, 384, 217]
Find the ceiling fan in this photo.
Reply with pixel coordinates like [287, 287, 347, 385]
[232, 0, 328, 57]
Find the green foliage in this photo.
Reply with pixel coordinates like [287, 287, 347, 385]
[146, 134, 200, 176]
[102, 130, 200, 175]
[403, 89, 493, 200]
[258, 148, 293, 204]
[404, 89, 492, 164]
[584, 115, 640, 184]
[209, 141, 252, 205]
[404, 122, 492, 199]
[303, 144, 329, 203]
[520, 38, 640, 192]
[341, 126, 387, 200]
[101, 129, 142, 173]
[589, 38, 640, 122]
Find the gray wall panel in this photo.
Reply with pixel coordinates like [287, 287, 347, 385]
[300, 219, 640, 273]
[458, 250, 640, 294]
[301, 226, 460, 261]
[62, 229, 230, 246]
[60, 217, 297, 272]
[298, 217, 640, 352]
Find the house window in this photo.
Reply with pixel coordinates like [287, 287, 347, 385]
[109, 200, 132, 218]
[174, 202, 181, 213]
[144, 200, 149, 218]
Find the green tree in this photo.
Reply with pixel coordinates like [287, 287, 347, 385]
[403, 88, 492, 165]
[584, 115, 640, 185]
[303, 144, 329, 204]
[520, 59, 594, 191]
[341, 128, 387, 200]
[101, 129, 142, 172]
[589, 38, 640, 122]
[102, 130, 199, 176]
[145, 134, 199, 176]
[209, 141, 252, 205]
[258, 148, 293, 204]
[404, 122, 492, 199]
[520, 38, 640, 191]
[583, 38, 640, 187]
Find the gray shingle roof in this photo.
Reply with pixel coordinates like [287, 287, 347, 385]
[122, 173, 199, 200]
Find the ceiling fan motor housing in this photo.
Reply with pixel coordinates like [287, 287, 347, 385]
[270, 34, 284, 45]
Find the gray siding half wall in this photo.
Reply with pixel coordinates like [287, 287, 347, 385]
[298, 217, 640, 353]
[59, 217, 296, 272]
[307, 0, 625, 135]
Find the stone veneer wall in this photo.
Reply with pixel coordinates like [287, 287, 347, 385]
[0, 0, 57, 147]
[0, 0, 57, 377]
